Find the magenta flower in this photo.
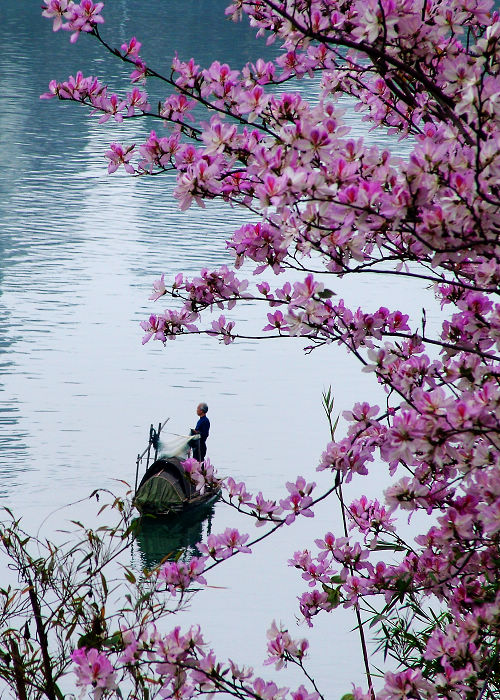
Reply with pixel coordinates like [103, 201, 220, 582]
[157, 557, 207, 594]
[182, 456, 220, 493]
[348, 495, 396, 537]
[125, 87, 150, 116]
[298, 589, 333, 626]
[248, 492, 283, 525]
[209, 315, 236, 344]
[263, 310, 289, 333]
[219, 527, 252, 556]
[280, 477, 316, 524]
[39, 0, 500, 693]
[63, 0, 104, 43]
[121, 36, 142, 57]
[198, 527, 251, 560]
[139, 314, 165, 344]
[224, 476, 252, 504]
[291, 685, 319, 700]
[380, 668, 433, 699]
[130, 58, 148, 83]
[72, 647, 117, 697]
[41, 0, 73, 31]
[264, 620, 309, 670]
[252, 677, 288, 700]
[105, 142, 135, 174]
[148, 273, 166, 301]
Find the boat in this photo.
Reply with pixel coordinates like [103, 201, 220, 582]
[133, 420, 221, 517]
[134, 456, 221, 516]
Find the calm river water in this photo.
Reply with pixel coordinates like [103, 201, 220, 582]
[0, 1, 439, 695]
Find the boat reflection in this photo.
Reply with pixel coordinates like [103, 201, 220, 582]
[132, 503, 216, 571]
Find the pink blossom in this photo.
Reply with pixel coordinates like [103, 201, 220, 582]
[298, 589, 333, 626]
[157, 557, 207, 594]
[208, 315, 235, 344]
[279, 477, 316, 524]
[140, 314, 166, 345]
[252, 677, 288, 700]
[63, 0, 104, 43]
[348, 495, 396, 537]
[248, 492, 284, 525]
[148, 273, 167, 301]
[182, 456, 221, 493]
[264, 620, 309, 669]
[41, 0, 73, 31]
[380, 668, 433, 699]
[291, 685, 319, 700]
[121, 36, 141, 57]
[105, 142, 135, 174]
[224, 476, 252, 504]
[72, 647, 117, 697]
[197, 528, 251, 560]
[125, 87, 150, 116]
[130, 58, 148, 83]
[263, 310, 289, 333]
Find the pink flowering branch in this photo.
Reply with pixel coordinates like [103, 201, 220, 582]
[37, 1, 500, 698]
[251, 0, 470, 134]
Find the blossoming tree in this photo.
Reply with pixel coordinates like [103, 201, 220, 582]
[29, 0, 500, 697]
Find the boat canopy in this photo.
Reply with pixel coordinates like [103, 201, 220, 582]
[134, 457, 198, 515]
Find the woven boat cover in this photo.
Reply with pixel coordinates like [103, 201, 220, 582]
[134, 471, 185, 514]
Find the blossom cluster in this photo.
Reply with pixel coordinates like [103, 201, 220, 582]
[224, 475, 317, 526]
[73, 625, 319, 700]
[181, 456, 221, 495]
[42, 0, 104, 42]
[264, 620, 310, 670]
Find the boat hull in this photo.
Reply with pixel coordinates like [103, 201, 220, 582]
[134, 486, 221, 518]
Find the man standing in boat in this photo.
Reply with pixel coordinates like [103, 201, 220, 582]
[192, 402, 210, 461]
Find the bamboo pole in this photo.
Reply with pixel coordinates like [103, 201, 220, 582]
[145, 423, 154, 469]
[134, 419, 170, 495]
[154, 422, 161, 461]
[134, 454, 141, 494]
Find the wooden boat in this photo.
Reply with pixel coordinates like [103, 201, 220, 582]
[133, 421, 221, 517]
[134, 456, 221, 516]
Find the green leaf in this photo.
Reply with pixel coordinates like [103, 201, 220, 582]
[322, 583, 342, 608]
[373, 542, 406, 552]
[121, 519, 141, 540]
[77, 631, 102, 649]
[103, 631, 124, 652]
[134, 592, 153, 609]
[124, 569, 137, 584]
[332, 414, 339, 434]
[340, 694, 354, 700]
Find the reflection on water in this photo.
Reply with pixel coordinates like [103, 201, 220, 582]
[132, 504, 216, 571]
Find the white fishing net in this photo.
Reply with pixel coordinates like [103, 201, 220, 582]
[157, 433, 199, 459]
